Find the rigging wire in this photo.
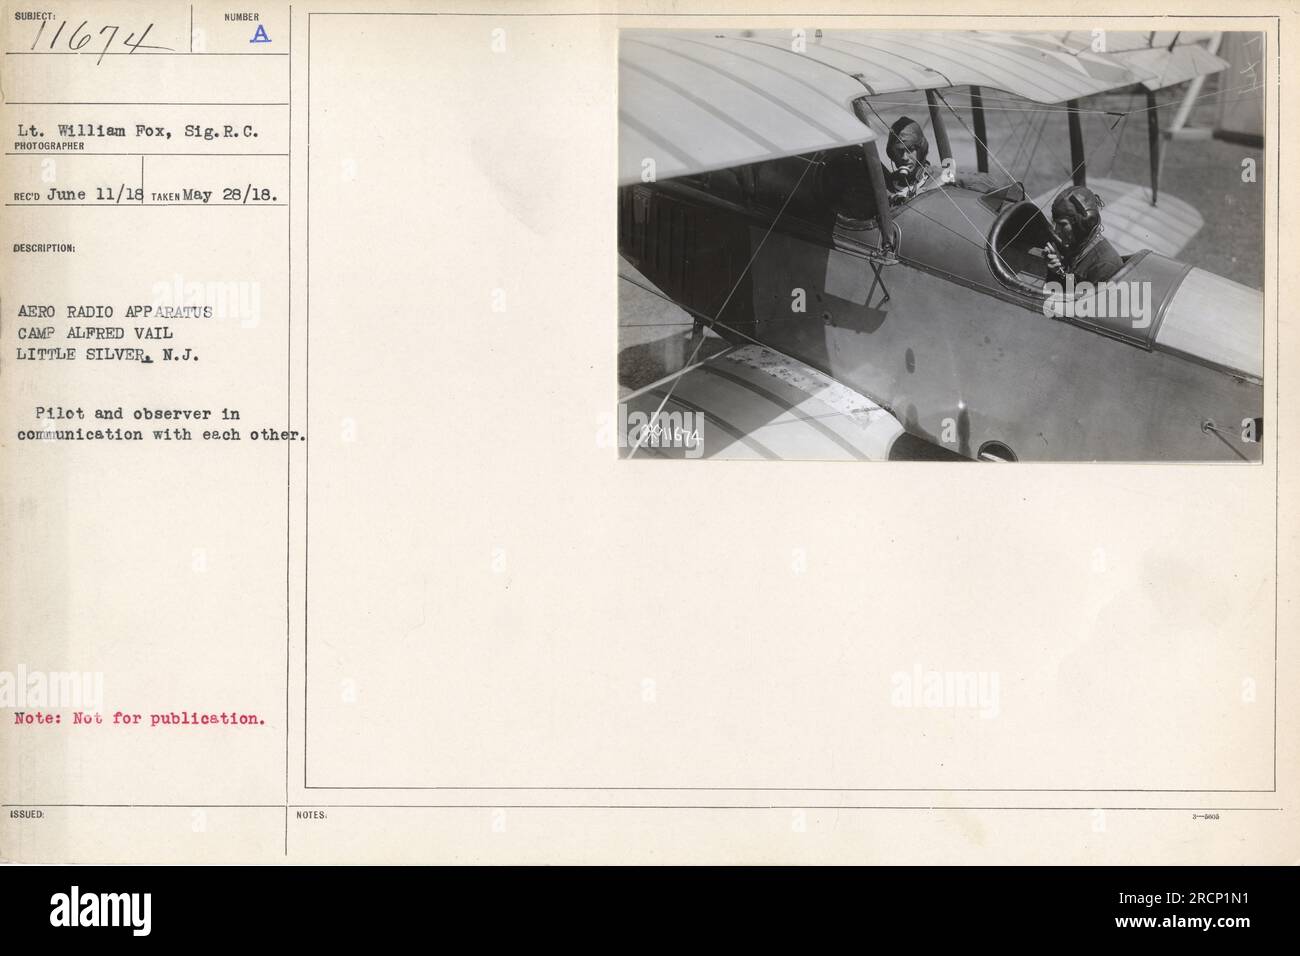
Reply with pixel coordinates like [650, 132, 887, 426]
[626, 152, 822, 459]
[934, 89, 1022, 189]
[1018, 113, 1051, 184]
[859, 97, 1018, 274]
[621, 54, 1263, 405]
[1005, 106, 1042, 175]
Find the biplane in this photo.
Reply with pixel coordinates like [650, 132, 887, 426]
[617, 30, 1264, 461]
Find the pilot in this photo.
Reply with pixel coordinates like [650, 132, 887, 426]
[884, 117, 937, 204]
[1045, 185, 1123, 285]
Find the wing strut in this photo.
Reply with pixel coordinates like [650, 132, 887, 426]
[852, 99, 897, 256]
[1067, 99, 1087, 186]
[925, 89, 954, 167]
[1145, 89, 1161, 205]
[969, 85, 990, 173]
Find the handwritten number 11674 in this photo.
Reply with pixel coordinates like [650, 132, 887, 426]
[29, 20, 172, 66]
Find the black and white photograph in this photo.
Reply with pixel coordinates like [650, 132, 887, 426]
[618, 29, 1266, 460]
[2, 0, 1297, 895]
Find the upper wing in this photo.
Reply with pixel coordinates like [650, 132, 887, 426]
[618, 29, 1230, 187]
[1057, 30, 1220, 53]
[1054, 30, 1229, 89]
[1106, 45, 1228, 90]
[619, 32, 876, 186]
[713, 30, 1154, 103]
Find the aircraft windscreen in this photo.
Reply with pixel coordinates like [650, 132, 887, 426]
[988, 199, 1056, 289]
